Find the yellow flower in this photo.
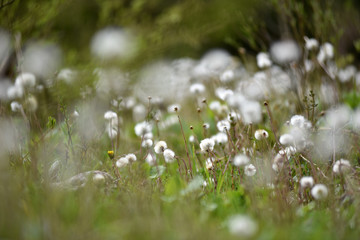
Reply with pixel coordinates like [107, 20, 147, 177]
[107, 150, 114, 159]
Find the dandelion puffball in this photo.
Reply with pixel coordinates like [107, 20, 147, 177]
[91, 27, 137, 60]
[163, 149, 175, 163]
[254, 129, 269, 140]
[311, 184, 328, 200]
[154, 141, 167, 154]
[233, 154, 250, 167]
[200, 138, 215, 153]
[228, 215, 258, 238]
[300, 176, 314, 188]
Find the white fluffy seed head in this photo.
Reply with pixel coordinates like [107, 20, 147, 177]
[300, 176, 314, 188]
[116, 157, 129, 168]
[257, 52, 272, 68]
[311, 184, 328, 200]
[233, 154, 250, 167]
[126, 153, 137, 162]
[145, 154, 156, 166]
[134, 121, 152, 137]
[10, 101, 22, 112]
[279, 134, 294, 146]
[189, 83, 205, 94]
[254, 129, 269, 140]
[228, 215, 258, 238]
[163, 149, 175, 163]
[154, 141, 167, 154]
[15, 72, 36, 89]
[206, 158, 213, 170]
[270, 40, 301, 64]
[216, 119, 230, 132]
[333, 159, 351, 174]
[142, 139, 153, 148]
[104, 111, 117, 120]
[93, 173, 105, 185]
[211, 132, 228, 145]
[200, 138, 215, 153]
[244, 164, 256, 176]
[304, 36, 319, 50]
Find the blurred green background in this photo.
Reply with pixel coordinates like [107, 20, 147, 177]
[1, 0, 360, 69]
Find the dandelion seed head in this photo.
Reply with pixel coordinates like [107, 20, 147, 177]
[216, 119, 230, 132]
[244, 164, 256, 176]
[134, 121, 152, 137]
[333, 159, 351, 174]
[142, 139, 153, 148]
[93, 173, 105, 185]
[145, 154, 156, 166]
[116, 157, 129, 168]
[163, 149, 175, 163]
[254, 129, 269, 140]
[206, 158, 213, 170]
[7, 85, 24, 99]
[154, 141, 167, 154]
[233, 154, 250, 167]
[228, 215, 258, 238]
[15, 72, 36, 89]
[270, 40, 301, 65]
[311, 184, 328, 200]
[10, 101, 22, 112]
[317, 43, 334, 63]
[211, 132, 228, 145]
[126, 153, 137, 162]
[300, 176, 314, 188]
[91, 27, 137, 60]
[304, 37, 319, 50]
[200, 138, 215, 153]
[257, 52, 272, 68]
[23, 41, 62, 80]
[215, 88, 233, 101]
[190, 83, 205, 94]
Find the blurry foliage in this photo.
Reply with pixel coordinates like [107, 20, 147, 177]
[1, 0, 359, 69]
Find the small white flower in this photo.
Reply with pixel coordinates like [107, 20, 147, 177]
[134, 121, 152, 137]
[189, 135, 195, 143]
[163, 149, 175, 163]
[10, 101, 22, 112]
[126, 153, 137, 162]
[228, 215, 258, 238]
[200, 138, 215, 153]
[142, 139, 153, 148]
[190, 83, 205, 94]
[244, 164, 256, 176]
[233, 154, 250, 167]
[154, 141, 167, 154]
[254, 129, 269, 140]
[206, 158, 213, 170]
[300, 176, 314, 188]
[257, 52, 272, 68]
[145, 154, 156, 166]
[304, 36, 319, 50]
[333, 159, 351, 174]
[216, 119, 230, 132]
[73, 110, 79, 117]
[311, 184, 328, 200]
[116, 157, 129, 168]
